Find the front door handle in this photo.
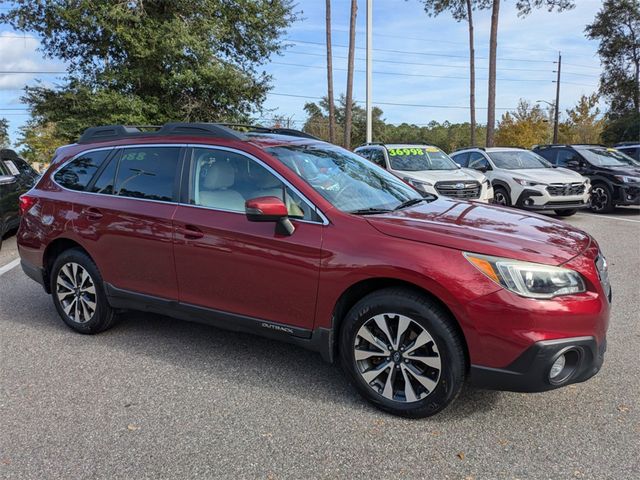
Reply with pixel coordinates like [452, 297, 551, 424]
[178, 225, 204, 240]
[82, 207, 103, 220]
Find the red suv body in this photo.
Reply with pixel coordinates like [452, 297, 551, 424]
[17, 123, 611, 417]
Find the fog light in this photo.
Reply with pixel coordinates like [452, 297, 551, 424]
[549, 354, 566, 379]
[524, 198, 534, 206]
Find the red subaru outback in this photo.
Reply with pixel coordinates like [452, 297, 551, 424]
[17, 123, 611, 417]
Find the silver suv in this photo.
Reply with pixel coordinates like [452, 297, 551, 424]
[450, 147, 590, 217]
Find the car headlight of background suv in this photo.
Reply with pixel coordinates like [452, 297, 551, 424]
[614, 175, 640, 183]
[464, 253, 586, 299]
[513, 178, 547, 187]
[404, 178, 433, 192]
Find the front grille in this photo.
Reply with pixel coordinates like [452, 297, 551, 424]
[595, 254, 611, 302]
[546, 182, 585, 196]
[435, 181, 481, 199]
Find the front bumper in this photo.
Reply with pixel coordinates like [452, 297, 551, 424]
[515, 188, 590, 210]
[469, 336, 606, 392]
[615, 184, 640, 205]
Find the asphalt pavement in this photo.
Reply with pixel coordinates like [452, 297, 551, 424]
[1, 208, 639, 479]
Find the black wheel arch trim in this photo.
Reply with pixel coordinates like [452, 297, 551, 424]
[491, 180, 511, 194]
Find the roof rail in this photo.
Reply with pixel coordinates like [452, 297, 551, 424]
[453, 146, 485, 152]
[218, 123, 321, 140]
[615, 141, 640, 146]
[78, 122, 248, 144]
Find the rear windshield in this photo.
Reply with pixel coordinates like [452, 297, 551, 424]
[578, 147, 640, 167]
[386, 146, 458, 171]
[487, 150, 551, 170]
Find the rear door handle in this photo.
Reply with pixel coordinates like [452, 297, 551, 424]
[178, 225, 204, 240]
[82, 207, 103, 220]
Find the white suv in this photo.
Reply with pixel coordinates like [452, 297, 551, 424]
[354, 143, 493, 202]
[450, 147, 590, 216]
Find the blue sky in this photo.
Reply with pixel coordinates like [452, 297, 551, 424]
[0, 0, 604, 143]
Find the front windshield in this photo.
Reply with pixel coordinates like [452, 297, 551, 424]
[266, 144, 422, 213]
[387, 146, 458, 171]
[487, 150, 551, 170]
[578, 147, 640, 167]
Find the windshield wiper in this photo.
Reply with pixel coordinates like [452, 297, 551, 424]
[348, 207, 393, 215]
[393, 197, 431, 211]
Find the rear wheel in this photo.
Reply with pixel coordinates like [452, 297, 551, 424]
[493, 187, 511, 207]
[339, 288, 466, 418]
[50, 248, 116, 334]
[590, 184, 614, 213]
[554, 209, 577, 217]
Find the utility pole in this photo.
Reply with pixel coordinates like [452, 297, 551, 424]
[553, 51, 561, 144]
[366, 0, 373, 144]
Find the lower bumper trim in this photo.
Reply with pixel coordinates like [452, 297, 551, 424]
[469, 336, 605, 393]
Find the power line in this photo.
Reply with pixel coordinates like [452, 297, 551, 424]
[0, 70, 65, 74]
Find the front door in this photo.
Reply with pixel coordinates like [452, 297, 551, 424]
[172, 146, 324, 330]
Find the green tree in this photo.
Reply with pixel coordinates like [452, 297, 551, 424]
[558, 94, 604, 144]
[586, 0, 640, 143]
[418, 1, 491, 146]
[484, 0, 575, 147]
[17, 121, 66, 166]
[0, 118, 9, 148]
[495, 99, 549, 148]
[1, 0, 297, 142]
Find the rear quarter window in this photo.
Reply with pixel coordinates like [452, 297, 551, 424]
[54, 150, 111, 191]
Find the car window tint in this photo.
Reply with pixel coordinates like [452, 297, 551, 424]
[90, 156, 118, 195]
[468, 152, 488, 169]
[190, 148, 320, 222]
[535, 148, 556, 163]
[114, 147, 180, 202]
[556, 149, 579, 167]
[54, 150, 111, 191]
[369, 149, 387, 168]
[0, 161, 8, 176]
[355, 149, 370, 160]
[12, 158, 33, 175]
[452, 152, 469, 167]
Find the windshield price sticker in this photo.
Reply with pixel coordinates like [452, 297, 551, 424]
[388, 147, 441, 156]
[3, 161, 20, 176]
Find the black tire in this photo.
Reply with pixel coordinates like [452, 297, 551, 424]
[554, 209, 577, 217]
[493, 186, 511, 207]
[590, 183, 614, 213]
[50, 248, 117, 334]
[339, 287, 466, 418]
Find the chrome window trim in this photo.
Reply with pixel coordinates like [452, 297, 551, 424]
[50, 143, 330, 226]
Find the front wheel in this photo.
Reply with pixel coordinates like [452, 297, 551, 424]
[50, 248, 117, 334]
[554, 209, 577, 217]
[339, 288, 466, 418]
[590, 184, 614, 213]
[493, 187, 511, 207]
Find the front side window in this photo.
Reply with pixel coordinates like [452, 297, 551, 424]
[54, 150, 111, 191]
[556, 149, 579, 167]
[577, 147, 640, 167]
[468, 152, 489, 170]
[266, 144, 421, 213]
[451, 152, 469, 167]
[370, 149, 387, 168]
[387, 146, 458, 171]
[113, 147, 180, 202]
[487, 151, 551, 170]
[190, 148, 320, 221]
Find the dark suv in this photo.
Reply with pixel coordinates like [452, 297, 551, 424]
[1, 149, 38, 248]
[533, 144, 640, 213]
[17, 123, 610, 417]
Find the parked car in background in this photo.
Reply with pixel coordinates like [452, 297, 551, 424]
[1, 149, 38, 250]
[18, 123, 610, 418]
[533, 144, 640, 213]
[354, 143, 493, 202]
[614, 142, 640, 161]
[450, 147, 590, 216]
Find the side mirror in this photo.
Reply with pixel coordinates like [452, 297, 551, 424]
[245, 196, 295, 235]
[475, 165, 489, 173]
[0, 175, 17, 186]
[565, 159, 581, 169]
[455, 162, 462, 168]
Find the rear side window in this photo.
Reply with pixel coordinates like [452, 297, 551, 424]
[113, 147, 180, 202]
[370, 149, 387, 168]
[54, 150, 111, 191]
[535, 149, 557, 163]
[90, 156, 118, 195]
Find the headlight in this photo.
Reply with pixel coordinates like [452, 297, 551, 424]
[404, 178, 433, 192]
[614, 175, 640, 183]
[513, 178, 547, 187]
[463, 252, 586, 299]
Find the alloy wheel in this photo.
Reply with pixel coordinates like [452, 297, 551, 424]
[494, 191, 508, 206]
[56, 262, 97, 324]
[353, 313, 441, 403]
[591, 187, 608, 212]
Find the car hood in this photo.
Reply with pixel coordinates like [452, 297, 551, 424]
[366, 198, 592, 265]
[508, 168, 584, 183]
[395, 168, 483, 183]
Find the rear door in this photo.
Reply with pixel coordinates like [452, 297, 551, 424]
[172, 146, 324, 330]
[70, 145, 183, 299]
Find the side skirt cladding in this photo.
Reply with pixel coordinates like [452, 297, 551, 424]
[103, 283, 334, 363]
